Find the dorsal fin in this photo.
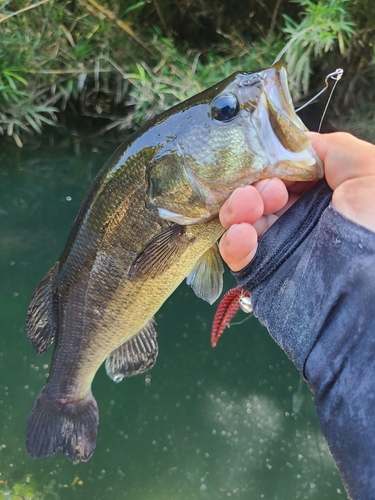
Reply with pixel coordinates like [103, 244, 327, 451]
[26, 263, 59, 354]
[186, 243, 224, 304]
[128, 224, 194, 280]
[105, 318, 158, 383]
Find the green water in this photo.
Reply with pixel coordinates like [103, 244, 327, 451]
[0, 130, 345, 499]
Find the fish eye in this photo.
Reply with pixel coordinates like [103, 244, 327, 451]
[211, 93, 239, 122]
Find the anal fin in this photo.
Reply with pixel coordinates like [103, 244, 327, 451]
[105, 318, 158, 383]
[26, 262, 59, 354]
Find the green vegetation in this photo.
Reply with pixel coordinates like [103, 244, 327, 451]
[0, 476, 54, 500]
[0, 0, 374, 145]
[279, 0, 355, 97]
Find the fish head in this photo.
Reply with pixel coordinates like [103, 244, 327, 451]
[149, 63, 323, 223]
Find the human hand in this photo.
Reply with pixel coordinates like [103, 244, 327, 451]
[217, 132, 375, 499]
[219, 132, 375, 271]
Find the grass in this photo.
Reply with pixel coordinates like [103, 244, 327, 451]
[0, 0, 373, 145]
[277, 0, 356, 98]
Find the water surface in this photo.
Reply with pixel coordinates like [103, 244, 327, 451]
[0, 130, 345, 499]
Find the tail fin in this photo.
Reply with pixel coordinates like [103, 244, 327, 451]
[26, 388, 99, 463]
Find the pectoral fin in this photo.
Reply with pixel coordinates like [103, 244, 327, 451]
[26, 262, 59, 354]
[105, 318, 158, 382]
[186, 243, 224, 304]
[128, 224, 194, 280]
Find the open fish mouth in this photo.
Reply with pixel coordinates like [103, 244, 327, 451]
[264, 62, 308, 134]
[239, 63, 324, 181]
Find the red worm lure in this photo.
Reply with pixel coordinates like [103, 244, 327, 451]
[211, 286, 252, 347]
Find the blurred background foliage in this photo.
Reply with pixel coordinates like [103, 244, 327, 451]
[0, 0, 374, 145]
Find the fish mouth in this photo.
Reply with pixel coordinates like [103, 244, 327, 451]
[264, 62, 307, 134]
[250, 63, 324, 181]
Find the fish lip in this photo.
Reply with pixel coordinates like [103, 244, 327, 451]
[261, 62, 306, 131]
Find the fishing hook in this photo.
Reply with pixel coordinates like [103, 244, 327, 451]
[295, 68, 344, 132]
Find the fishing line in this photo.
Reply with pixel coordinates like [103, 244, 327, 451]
[295, 68, 344, 132]
[317, 69, 344, 132]
[228, 315, 253, 328]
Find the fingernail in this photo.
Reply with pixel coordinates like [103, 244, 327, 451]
[256, 178, 271, 195]
[223, 226, 231, 245]
[225, 193, 234, 215]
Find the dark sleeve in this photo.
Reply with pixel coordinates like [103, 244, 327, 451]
[234, 179, 375, 500]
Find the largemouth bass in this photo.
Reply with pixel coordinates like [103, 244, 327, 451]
[26, 63, 323, 463]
